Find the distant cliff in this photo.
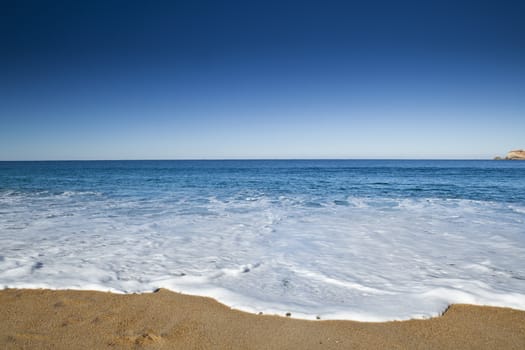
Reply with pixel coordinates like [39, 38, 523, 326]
[494, 149, 525, 160]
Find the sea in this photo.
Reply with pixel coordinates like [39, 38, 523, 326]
[1, 160, 524, 321]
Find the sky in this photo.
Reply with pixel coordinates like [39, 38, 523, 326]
[1, 0, 524, 160]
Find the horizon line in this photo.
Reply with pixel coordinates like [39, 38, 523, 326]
[0, 157, 495, 162]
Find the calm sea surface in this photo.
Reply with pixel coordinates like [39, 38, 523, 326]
[1, 160, 524, 320]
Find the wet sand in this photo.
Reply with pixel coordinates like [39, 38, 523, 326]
[1, 288, 524, 349]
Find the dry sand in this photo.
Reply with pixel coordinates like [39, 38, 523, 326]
[1, 288, 524, 349]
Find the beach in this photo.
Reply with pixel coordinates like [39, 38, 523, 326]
[1, 161, 524, 348]
[4, 0, 525, 347]
[1, 288, 524, 349]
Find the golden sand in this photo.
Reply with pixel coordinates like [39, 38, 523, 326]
[1, 288, 524, 349]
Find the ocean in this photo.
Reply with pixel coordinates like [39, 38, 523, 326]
[1, 160, 524, 321]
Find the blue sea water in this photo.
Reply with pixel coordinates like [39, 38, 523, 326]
[1, 160, 524, 320]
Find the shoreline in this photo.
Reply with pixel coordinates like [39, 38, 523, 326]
[1, 288, 524, 349]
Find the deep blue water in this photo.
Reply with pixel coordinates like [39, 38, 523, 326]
[1, 160, 524, 204]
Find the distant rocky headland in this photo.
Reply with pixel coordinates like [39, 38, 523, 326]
[494, 149, 525, 160]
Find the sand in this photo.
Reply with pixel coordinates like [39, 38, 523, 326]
[1, 288, 524, 349]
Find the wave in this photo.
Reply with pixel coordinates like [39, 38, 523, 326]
[0, 194, 524, 321]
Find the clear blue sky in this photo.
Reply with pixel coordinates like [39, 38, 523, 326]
[1, 0, 524, 160]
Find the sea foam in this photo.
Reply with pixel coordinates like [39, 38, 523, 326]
[1, 187, 524, 321]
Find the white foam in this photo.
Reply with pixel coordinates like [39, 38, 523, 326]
[0, 192, 524, 321]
